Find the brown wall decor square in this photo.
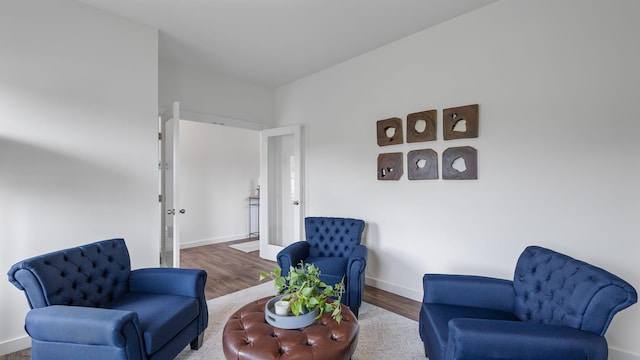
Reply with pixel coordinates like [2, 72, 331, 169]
[443, 104, 478, 140]
[377, 152, 404, 180]
[376, 117, 403, 146]
[442, 146, 477, 180]
[407, 110, 437, 143]
[407, 149, 438, 180]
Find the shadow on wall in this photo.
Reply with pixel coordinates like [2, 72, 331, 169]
[0, 135, 136, 260]
[0, 135, 133, 199]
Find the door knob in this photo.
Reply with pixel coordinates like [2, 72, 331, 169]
[292, 201, 300, 206]
[179, 209, 186, 214]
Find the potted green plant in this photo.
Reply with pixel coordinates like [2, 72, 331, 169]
[260, 261, 345, 325]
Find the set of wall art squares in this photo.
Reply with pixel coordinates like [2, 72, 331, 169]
[376, 104, 478, 180]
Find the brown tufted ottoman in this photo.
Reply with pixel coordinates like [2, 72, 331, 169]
[223, 296, 359, 360]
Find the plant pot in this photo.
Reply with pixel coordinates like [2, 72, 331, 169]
[265, 296, 319, 329]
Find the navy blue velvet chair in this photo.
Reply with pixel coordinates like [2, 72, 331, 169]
[277, 217, 367, 317]
[419, 246, 637, 360]
[8, 238, 208, 360]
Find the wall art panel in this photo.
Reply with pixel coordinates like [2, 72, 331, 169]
[377, 152, 404, 180]
[407, 110, 436, 143]
[407, 149, 438, 180]
[443, 104, 478, 140]
[442, 146, 477, 180]
[376, 117, 403, 146]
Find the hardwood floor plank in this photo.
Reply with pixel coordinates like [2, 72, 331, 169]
[181, 238, 277, 300]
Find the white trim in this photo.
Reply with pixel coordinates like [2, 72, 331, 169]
[0, 335, 30, 357]
[159, 107, 268, 131]
[171, 101, 181, 268]
[180, 234, 251, 249]
[610, 348, 640, 360]
[259, 125, 303, 261]
[365, 275, 422, 302]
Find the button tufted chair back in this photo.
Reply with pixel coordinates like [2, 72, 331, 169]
[513, 246, 637, 336]
[8, 238, 131, 309]
[305, 217, 365, 258]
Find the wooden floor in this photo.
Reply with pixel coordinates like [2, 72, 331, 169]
[182, 238, 421, 321]
[0, 239, 421, 359]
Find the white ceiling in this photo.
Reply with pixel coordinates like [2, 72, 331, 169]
[73, 0, 498, 88]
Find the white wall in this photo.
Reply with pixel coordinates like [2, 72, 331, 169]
[179, 120, 260, 247]
[274, 0, 640, 357]
[159, 57, 274, 127]
[0, 0, 158, 355]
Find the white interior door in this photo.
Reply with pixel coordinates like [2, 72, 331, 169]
[259, 125, 303, 261]
[159, 101, 183, 268]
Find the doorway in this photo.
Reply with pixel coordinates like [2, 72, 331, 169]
[158, 103, 303, 267]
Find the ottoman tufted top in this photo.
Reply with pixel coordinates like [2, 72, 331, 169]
[222, 296, 359, 360]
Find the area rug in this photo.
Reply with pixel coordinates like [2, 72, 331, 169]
[176, 281, 425, 359]
[228, 240, 260, 253]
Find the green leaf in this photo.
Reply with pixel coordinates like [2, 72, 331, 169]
[323, 302, 332, 313]
[301, 287, 313, 297]
[274, 277, 286, 289]
[307, 297, 319, 307]
[290, 302, 302, 317]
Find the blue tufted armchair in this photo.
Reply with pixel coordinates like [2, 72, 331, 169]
[419, 246, 637, 360]
[277, 217, 367, 317]
[7, 238, 208, 360]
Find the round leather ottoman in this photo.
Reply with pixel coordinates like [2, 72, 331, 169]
[223, 296, 359, 360]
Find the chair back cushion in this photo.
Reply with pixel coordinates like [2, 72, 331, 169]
[7, 239, 131, 309]
[305, 217, 365, 258]
[513, 246, 637, 335]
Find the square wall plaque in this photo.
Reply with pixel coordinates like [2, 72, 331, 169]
[376, 117, 403, 146]
[377, 152, 403, 180]
[443, 104, 478, 140]
[407, 149, 438, 180]
[407, 110, 436, 143]
[442, 146, 477, 180]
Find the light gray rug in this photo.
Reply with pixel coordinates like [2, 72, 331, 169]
[228, 240, 260, 253]
[176, 281, 425, 359]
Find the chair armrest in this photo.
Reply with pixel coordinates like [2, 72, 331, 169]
[423, 274, 514, 313]
[129, 268, 206, 298]
[347, 245, 368, 279]
[445, 318, 608, 360]
[130, 268, 208, 333]
[26, 306, 144, 353]
[277, 241, 309, 275]
[344, 245, 368, 307]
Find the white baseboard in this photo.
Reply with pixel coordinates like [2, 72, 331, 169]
[180, 234, 248, 249]
[610, 348, 640, 360]
[0, 335, 30, 356]
[365, 275, 422, 302]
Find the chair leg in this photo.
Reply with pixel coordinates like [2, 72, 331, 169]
[190, 333, 204, 350]
[350, 306, 359, 318]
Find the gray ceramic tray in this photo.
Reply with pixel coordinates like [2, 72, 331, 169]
[264, 296, 319, 329]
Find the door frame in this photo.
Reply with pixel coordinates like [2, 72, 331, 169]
[259, 124, 303, 261]
[158, 105, 303, 266]
[159, 101, 181, 268]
